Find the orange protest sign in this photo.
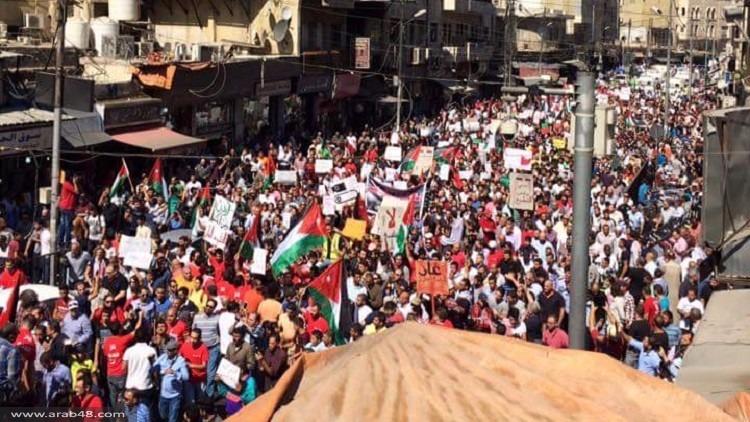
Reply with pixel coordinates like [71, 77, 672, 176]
[415, 260, 449, 296]
[341, 218, 367, 240]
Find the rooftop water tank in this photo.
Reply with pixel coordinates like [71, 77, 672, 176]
[65, 17, 90, 49]
[109, 0, 140, 22]
[91, 17, 119, 56]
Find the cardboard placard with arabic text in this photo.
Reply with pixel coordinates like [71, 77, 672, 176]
[415, 260, 449, 296]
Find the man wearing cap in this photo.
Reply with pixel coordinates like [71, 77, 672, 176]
[152, 339, 189, 422]
[61, 300, 93, 352]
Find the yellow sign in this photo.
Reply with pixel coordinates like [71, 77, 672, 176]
[552, 137, 567, 149]
[341, 218, 367, 240]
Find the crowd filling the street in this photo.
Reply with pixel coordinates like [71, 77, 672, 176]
[0, 65, 732, 420]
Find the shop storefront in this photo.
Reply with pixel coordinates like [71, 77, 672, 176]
[297, 73, 334, 132]
[194, 100, 234, 140]
[0, 112, 55, 202]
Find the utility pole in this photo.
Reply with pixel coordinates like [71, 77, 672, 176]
[395, 2, 405, 132]
[504, 0, 517, 88]
[50, 0, 66, 285]
[592, 0, 597, 65]
[665, 0, 673, 138]
[689, 15, 694, 89]
[569, 72, 595, 351]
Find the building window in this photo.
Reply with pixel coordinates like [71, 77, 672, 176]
[442, 23, 452, 44]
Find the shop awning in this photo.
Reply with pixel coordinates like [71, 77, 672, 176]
[112, 127, 204, 151]
[61, 110, 111, 148]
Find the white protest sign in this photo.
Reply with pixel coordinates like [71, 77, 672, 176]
[322, 195, 336, 215]
[315, 159, 333, 174]
[209, 195, 236, 229]
[204, 220, 231, 249]
[488, 119, 501, 135]
[503, 148, 533, 171]
[459, 170, 473, 180]
[464, 118, 480, 133]
[282, 212, 292, 229]
[250, 248, 268, 275]
[373, 195, 409, 246]
[274, 170, 298, 185]
[385, 167, 398, 181]
[119, 235, 153, 269]
[217, 358, 241, 387]
[509, 172, 535, 211]
[439, 164, 450, 181]
[343, 176, 358, 192]
[411, 146, 435, 176]
[393, 181, 408, 190]
[384, 146, 402, 162]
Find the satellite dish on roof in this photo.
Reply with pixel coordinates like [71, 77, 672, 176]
[272, 19, 290, 43]
[281, 6, 293, 21]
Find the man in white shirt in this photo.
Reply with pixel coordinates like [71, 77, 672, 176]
[219, 302, 239, 356]
[123, 329, 157, 395]
[353, 294, 373, 326]
[677, 288, 705, 318]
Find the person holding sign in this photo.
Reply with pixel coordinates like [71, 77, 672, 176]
[215, 364, 257, 416]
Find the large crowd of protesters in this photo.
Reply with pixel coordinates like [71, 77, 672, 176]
[0, 65, 731, 420]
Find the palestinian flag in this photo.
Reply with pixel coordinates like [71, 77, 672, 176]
[191, 186, 211, 228]
[240, 212, 261, 260]
[306, 259, 351, 345]
[435, 147, 457, 164]
[399, 146, 422, 172]
[394, 225, 408, 256]
[270, 201, 328, 276]
[0, 278, 21, 327]
[148, 158, 169, 197]
[109, 159, 130, 199]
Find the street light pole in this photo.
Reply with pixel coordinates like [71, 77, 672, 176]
[665, 0, 672, 138]
[395, 7, 426, 133]
[50, 0, 67, 285]
[570, 72, 596, 350]
[396, 4, 405, 132]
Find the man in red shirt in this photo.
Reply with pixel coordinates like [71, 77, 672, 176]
[304, 302, 330, 336]
[72, 373, 104, 420]
[542, 315, 569, 349]
[91, 295, 126, 326]
[102, 319, 140, 407]
[180, 328, 208, 404]
[58, 175, 81, 247]
[53, 285, 71, 321]
[166, 308, 188, 345]
[16, 316, 36, 393]
[0, 259, 27, 289]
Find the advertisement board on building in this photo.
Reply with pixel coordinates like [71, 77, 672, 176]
[354, 37, 371, 70]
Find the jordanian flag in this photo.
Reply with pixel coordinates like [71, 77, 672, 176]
[148, 158, 169, 197]
[270, 201, 328, 276]
[109, 159, 130, 199]
[400, 146, 422, 172]
[191, 186, 211, 228]
[306, 259, 351, 345]
[240, 212, 261, 260]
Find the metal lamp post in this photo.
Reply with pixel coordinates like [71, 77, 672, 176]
[395, 8, 427, 133]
